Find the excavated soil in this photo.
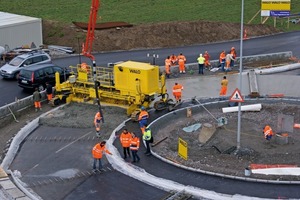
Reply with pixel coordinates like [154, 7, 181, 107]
[42, 20, 282, 53]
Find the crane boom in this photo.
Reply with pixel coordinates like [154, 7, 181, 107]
[82, 0, 104, 123]
[82, 0, 100, 61]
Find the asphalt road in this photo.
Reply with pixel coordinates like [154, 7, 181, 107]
[1, 31, 300, 106]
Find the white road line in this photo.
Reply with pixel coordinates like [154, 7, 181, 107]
[55, 131, 92, 153]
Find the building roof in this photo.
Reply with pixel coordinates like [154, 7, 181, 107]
[0, 12, 41, 28]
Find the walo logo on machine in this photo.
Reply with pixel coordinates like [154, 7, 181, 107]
[129, 69, 141, 74]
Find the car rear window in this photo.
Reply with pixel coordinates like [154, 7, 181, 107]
[19, 70, 32, 79]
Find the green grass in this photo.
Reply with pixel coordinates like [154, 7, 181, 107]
[1, 0, 300, 31]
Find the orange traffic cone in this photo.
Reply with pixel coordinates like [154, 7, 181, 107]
[243, 29, 249, 40]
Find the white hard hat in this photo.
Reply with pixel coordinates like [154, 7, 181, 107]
[200, 54, 202, 57]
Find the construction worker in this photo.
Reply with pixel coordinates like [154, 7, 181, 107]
[219, 50, 226, 71]
[177, 53, 186, 73]
[45, 82, 53, 103]
[92, 141, 112, 172]
[33, 87, 42, 112]
[225, 53, 234, 71]
[94, 111, 102, 137]
[165, 56, 171, 78]
[170, 54, 177, 66]
[120, 129, 132, 159]
[138, 106, 149, 134]
[230, 47, 237, 67]
[81, 62, 88, 71]
[219, 76, 228, 97]
[143, 127, 152, 156]
[172, 82, 184, 103]
[263, 125, 274, 141]
[130, 132, 140, 163]
[197, 54, 205, 74]
[203, 51, 211, 70]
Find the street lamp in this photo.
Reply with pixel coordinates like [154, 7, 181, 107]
[236, 0, 244, 151]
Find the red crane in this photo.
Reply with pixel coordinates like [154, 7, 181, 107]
[82, 0, 104, 123]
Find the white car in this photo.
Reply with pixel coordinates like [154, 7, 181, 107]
[0, 51, 51, 79]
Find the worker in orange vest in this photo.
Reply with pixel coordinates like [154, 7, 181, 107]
[92, 141, 112, 172]
[81, 62, 88, 71]
[203, 51, 211, 70]
[177, 53, 186, 73]
[263, 125, 274, 141]
[230, 47, 237, 67]
[130, 132, 140, 163]
[219, 51, 226, 72]
[219, 76, 228, 98]
[172, 82, 184, 103]
[138, 106, 149, 134]
[165, 56, 171, 78]
[120, 129, 132, 159]
[94, 111, 102, 137]
[170, 54, 177, 66]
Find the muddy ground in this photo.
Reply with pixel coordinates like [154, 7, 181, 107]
[42, 20, 282, 53]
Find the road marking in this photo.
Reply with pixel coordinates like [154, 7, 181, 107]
[55, 131, 92, 153]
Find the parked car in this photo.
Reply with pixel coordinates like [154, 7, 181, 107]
[18, 63, 71, 91]
[0, 51, 51, 79]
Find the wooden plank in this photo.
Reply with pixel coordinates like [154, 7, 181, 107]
[0, 167, 8, 178]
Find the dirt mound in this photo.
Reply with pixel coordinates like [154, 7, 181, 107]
[42, 20, 282, 53]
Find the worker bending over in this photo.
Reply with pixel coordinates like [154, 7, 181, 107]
[173, 82, 184, 103]
[263, 125, 274, 141]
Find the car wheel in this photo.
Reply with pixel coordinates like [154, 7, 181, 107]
[14, 72, 19, 80]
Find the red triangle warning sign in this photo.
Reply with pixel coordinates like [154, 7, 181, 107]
[229, 88, 244, 102]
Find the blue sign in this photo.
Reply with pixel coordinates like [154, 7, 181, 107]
[270, 11, 290, 17]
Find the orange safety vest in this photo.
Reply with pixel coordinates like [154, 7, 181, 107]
[92, 144, 111, 159]
[165, 58, 171, 74]
[138, 110, 149, 121]
[263, 126, 273, 138]
[94, 112, 102, 124]
[173, 84, 183, 96]
[170, 55, 177, 65]
[177, 54, 186, 62]
[219, 52, 226, 63]
[120, 132, 132, 147]
[130, 137, 140, 150]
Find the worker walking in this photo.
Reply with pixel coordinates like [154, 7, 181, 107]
[138, 106, 149, 134]
[165, 56, 171, 78]
[33, 87, 42, 112]
[177, 53, 186, 73]
[172, 82, 184, 103]
[219, 76, 228, 98]
[94, 111, 102, 137]
[203, 51, 211, 70]
[120, 129, 132, 159]
[143, 127, 152, 156]
[45, 82, 53, 103]
[130, 132, 140, 163]
[92, 141, 112, 172]
[197, 54, 205, 75]
[263, 125, 274, 141]
[219, 50, 226, 72]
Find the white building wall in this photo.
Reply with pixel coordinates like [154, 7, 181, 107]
[0, 12, 43, 50]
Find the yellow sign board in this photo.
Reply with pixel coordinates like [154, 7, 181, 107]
[261, 0, 291, 11]
[178, 137, 188, 160]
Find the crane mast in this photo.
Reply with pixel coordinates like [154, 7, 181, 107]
[82, 0, 104, 122]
